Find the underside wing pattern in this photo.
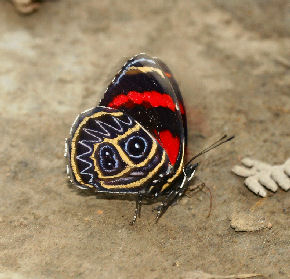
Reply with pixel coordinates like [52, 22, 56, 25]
[67, 106, 171, 193]
[100, 54, 186, 177]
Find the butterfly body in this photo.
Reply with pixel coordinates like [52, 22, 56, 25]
[66, 54, 198, 222]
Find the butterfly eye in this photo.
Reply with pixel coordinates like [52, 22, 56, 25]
[125, 136, 147, 158]
[98, 145, 120, 173]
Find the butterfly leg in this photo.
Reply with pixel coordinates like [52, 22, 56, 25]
[130, 193, 143, 225]
[155, 164, 198, 222]
[155, 188, 188, 222]
[155, 177, 189, 222]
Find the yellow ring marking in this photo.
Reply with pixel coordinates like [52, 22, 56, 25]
[90, 125, 157, 179]
[100, 150, 167, 189]
[127, 66, 165, 79]
[70, 111, 124, 187]
[160, 141, 185, 192]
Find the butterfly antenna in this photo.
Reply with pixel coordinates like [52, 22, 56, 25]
[186, 134, 234, 166]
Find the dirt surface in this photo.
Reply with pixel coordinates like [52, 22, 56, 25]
[0, 1, 289, 278]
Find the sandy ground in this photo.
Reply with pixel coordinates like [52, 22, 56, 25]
[0, 1, 289, 278]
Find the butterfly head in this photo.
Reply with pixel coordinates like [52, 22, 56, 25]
[184, 162, 198, 182]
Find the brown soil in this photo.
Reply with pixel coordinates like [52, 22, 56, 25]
[0, 1, 289, 278]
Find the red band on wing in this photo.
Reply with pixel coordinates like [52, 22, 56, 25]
[178, 102, 185, 115]
[108, 91, 176, 112]
[155, 130, 180, 165]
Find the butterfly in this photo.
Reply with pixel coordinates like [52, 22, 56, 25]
[65, 54, 233, 224]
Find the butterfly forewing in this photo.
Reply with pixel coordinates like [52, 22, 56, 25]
[99, 54, 186, 186]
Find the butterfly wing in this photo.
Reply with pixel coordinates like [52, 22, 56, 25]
[153, 57, 187, 146]
[66, 106, 171, 193]
[99, 54, 186, 191]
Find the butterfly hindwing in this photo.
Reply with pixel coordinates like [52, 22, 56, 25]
[66, 106, 171, 193]
[99, 54, 186, 182]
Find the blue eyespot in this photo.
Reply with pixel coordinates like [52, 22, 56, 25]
[124, 136, 147, 158]
[98, 145, 119, 173]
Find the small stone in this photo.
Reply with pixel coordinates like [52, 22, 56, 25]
[11, 0, 41, 14]
[172, 261, 180, 267]
[97, 210, 103, 215]
[230, 211, 271, 232]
